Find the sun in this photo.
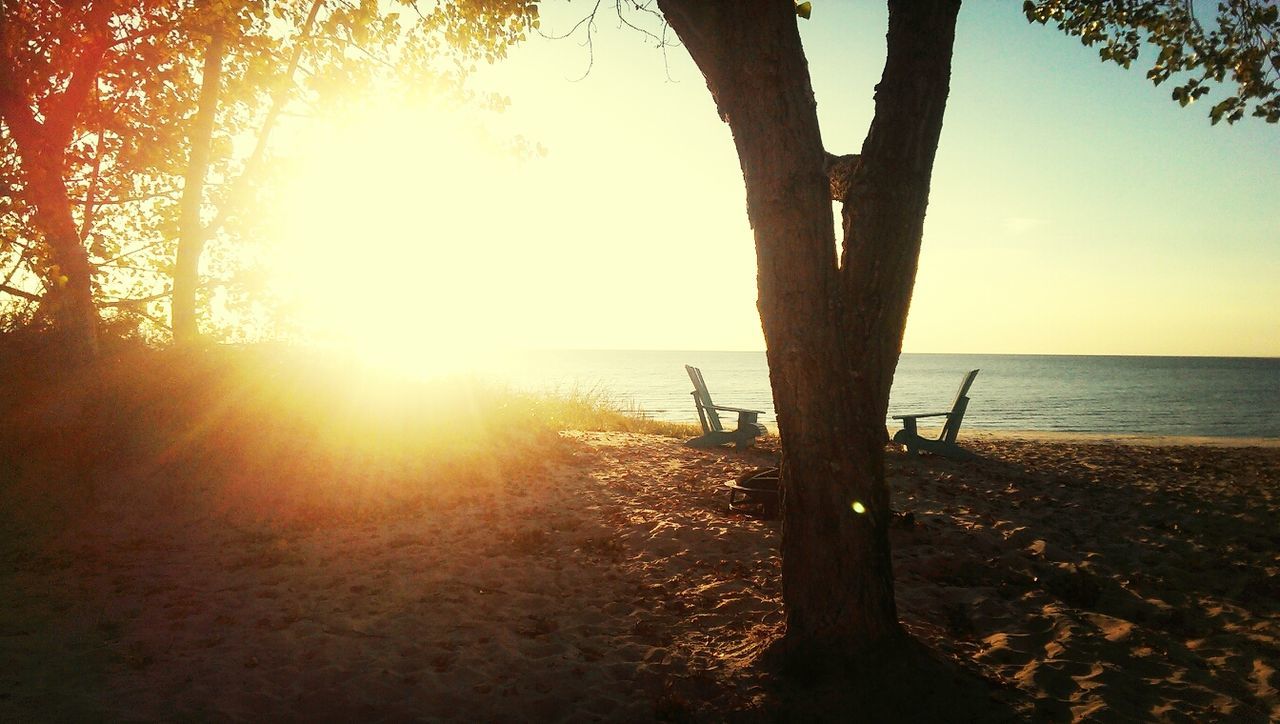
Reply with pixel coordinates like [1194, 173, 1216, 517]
[268, 102, 517, 378]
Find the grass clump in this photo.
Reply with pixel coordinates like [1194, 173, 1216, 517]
[522, 385, 700, 439]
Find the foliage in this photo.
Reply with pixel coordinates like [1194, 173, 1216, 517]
[0, 0, 537, 345]
[1025, 0, 1280, 123]
[175, 0, 537, 342]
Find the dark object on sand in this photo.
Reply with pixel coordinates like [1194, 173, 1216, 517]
[892, 369, 980, 458]
[726, 467, 779, 518]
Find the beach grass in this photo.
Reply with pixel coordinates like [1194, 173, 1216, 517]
[521, 384, 701, 439]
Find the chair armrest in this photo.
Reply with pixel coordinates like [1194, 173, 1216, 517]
[892, 411, 951, 420]
[710, 404, 765, 415]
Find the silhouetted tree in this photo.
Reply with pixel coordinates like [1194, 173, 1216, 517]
[651, 0, 1278, 660]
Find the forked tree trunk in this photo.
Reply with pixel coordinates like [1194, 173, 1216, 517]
[657, 0, 960, 656]
[172, 28, 226, 344]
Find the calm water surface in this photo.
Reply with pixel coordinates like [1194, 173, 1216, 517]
[478, 351, 1280, 439]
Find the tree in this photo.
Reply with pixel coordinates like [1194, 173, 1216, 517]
[0, 1, 119, 363]
[171, 0, 320, 345]
[650, 0, 1279, 661]
[1, 1, 210, 352]
[1, 0, 539, 352]
[653, 0, 959, 657]
[1026, 0, 1280, 125]
[169, 0, 538, 344]
[169, 0, 232, 346]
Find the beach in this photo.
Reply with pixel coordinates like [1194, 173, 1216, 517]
[2, 431, 1277, 721]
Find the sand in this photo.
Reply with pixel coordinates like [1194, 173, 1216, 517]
[1, 431, 1277, 721]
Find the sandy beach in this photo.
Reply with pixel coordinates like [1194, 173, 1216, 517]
[2, 430, 1277, 721]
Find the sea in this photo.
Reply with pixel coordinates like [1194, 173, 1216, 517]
[479, 351, 1280, 439]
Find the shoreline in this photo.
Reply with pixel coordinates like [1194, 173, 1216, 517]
[961, 428, 1280, 448]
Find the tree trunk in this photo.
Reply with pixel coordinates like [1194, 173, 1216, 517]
[20, 146, 100, 364]
[173, 28, 225, 345]
[172, 2, 323, 339]
[841, 1, 962, 411]
[658, 0, 960, 657]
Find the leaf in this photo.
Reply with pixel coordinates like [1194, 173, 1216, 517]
[796, 2, 812, 20]
[1210, 98, 1231, 123]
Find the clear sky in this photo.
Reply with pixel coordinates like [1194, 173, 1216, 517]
[271, 2, 1279, 361]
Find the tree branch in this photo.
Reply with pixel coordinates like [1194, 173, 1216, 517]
[0, 282, 41, 303]
[538, 0, 603, 81]
[95, 238, 169, 266]
[105, 22, 176, 52]
[117, 304, 172, 332]
[43, 1, 114, 150]
[80, 105, 107, 240]
[1, 243, 32, 288]
[0, 79, 45, 156]
[100, 288, 170, 307]
[72, 188, 182, 207]
[205, 0, 325, 237]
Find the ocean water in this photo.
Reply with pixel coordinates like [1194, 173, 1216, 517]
[483, 351, 1280, 439]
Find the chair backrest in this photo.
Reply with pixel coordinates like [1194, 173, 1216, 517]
[685, 365, 724, 433]
[940, 369, 980, 443]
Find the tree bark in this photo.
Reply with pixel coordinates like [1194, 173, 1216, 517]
[841, 1, 961, 412]
[22, 155, 101, 363]
[172, 28, 225, 344]
[658, 0, 960, 657]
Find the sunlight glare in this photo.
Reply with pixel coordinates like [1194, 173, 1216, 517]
[271, 102, 517, 378]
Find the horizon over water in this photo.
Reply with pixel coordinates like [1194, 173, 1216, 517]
[480, 351, 1280, 439]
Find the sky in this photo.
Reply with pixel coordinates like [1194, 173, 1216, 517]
[272, 2, 1279, 360]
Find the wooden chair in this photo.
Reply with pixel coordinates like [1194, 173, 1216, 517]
[892, 369, 980, 458]
[684, 365, 766, 449]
